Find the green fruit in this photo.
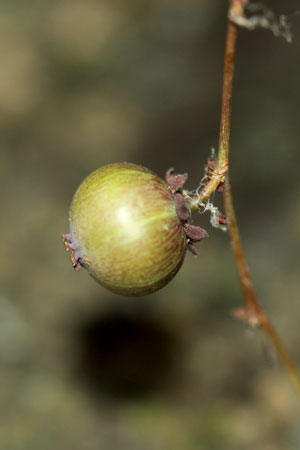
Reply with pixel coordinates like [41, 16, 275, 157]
[63, 163, 187, 296]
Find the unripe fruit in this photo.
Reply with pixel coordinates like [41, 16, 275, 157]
[63, 163, 187, 296]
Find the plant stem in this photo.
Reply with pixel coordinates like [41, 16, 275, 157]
[190, 18, 237, 209]
[223, 176, 300, 395]
[199, 0, 300, 394]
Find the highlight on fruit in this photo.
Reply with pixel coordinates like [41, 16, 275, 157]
[62, 162, 208, 296]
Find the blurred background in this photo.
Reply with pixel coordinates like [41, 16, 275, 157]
[1, 0, 300, 448]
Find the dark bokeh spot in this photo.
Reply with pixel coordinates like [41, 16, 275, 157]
[74, 310, 182, 400]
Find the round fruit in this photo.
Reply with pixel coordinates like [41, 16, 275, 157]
[63, 163, 187, 296]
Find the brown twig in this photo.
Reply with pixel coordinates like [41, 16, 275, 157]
[190, 8, 239, 209]
[196, 0, 300, 394]
[224, 176, 300, 395]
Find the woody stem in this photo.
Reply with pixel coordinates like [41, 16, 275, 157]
[195, 0, 300, 395]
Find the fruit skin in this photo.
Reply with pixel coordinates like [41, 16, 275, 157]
[66, 162, 187, 296]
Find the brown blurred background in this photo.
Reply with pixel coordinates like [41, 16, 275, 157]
[1, 0, 300, 448]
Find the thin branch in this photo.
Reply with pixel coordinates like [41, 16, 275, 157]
[223, 1, 300, 395]
[224, 176, 300, 395]
[190, 7, 240, 209]
[195, 0, 300, 394]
